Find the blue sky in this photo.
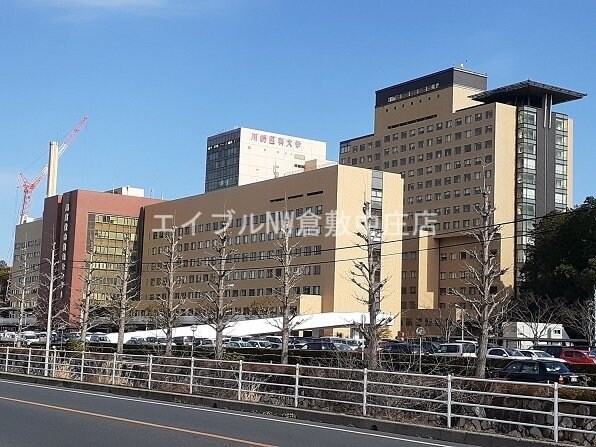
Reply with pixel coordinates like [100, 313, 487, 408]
[1, 0, 594, 261]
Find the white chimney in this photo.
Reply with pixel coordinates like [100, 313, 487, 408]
[47, 140, 59, 197]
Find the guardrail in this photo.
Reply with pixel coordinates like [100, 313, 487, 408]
[2, 346, 595, 445]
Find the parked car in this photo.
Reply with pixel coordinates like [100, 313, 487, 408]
[486, 348, 527, 360]
[89, 334, 110, 343]
[173, 336, 194, 346]
[518, 349, 567, 363]
[433, 342, 477, 357]
[247, 340, 272, 349]
[421, 341, 442, 354]
[21, 332, 41, 345]
[532, 345, 565, 358]
[320, 337, 363, 351]
[560, 349, 596, 365]
[0, 331, 17, 342]
[193, 338, 214, 347]
[125, 337, 147, 345]
[229, 336, 252, 343]
[380, 342, 420, 354]
[332, 342, 353, 351]
[264, 336, 282, 344]
[301, 342, 339, 351]
[225, 341, 251, 348]
[490, 359, 583, 384]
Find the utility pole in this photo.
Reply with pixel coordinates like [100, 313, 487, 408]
[44, 241, 57, 376]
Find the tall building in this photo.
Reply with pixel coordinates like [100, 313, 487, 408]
[140, 164, 403, 336]
[3, 218, 43, 326]
[339, 67, 585, 334]
[40, 187, 162, 326]
[205, 127, 328, 192]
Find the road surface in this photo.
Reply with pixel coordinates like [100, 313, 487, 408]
[0, 378, 477, 447]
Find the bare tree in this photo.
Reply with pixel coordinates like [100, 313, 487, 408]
[509, 293, 563, 347]
[110, 235, 139, 354]
[36, 240, 68, 330]
[562, 296, 596, 347]
[77, 249, 105, 345]
[268, 208, 305, 364]
[195, 223, 237, 360]
[36, 240, 69, 375]
[154, 226, 187, 356]
[349, 200, 393, 370]
[450, 182, 511, 378]
[432, 306, 461, 341]
[8, 245, 32, 347]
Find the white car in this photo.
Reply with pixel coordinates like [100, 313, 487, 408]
[486, 347, 527, 360]
[433, 343, 477, 357]
[247, 340, 272, 348]
[518, 349, 567, 363]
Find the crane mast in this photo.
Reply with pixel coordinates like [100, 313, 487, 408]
[18, 116, 88, 223]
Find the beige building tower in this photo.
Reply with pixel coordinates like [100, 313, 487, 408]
[339, 67, 585, 335]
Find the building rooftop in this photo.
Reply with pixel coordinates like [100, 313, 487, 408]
[470, 80, 586, 106]
[375, 67, 488, 108]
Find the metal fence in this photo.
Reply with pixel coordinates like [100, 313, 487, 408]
[2, 347, 595, 445]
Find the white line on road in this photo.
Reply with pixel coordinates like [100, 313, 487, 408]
[0, 378, 462, 447]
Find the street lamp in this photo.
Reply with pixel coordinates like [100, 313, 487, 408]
[190, 324, 197, 358]
[454, 303, 465, 341]
[415, 326, 426, 373]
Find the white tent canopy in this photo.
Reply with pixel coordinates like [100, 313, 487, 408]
[105, 312, 395, 343]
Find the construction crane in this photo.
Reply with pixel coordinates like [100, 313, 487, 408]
[18, 116, 88, 223]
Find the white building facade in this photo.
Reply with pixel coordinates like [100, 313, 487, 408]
[205, 127, 327, 192]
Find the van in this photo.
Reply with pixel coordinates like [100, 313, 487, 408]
[229, 336, 251, 343]
[89, 334, 110, 343]
[434, 342, 477, 357]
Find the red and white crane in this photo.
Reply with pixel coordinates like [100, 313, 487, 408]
[18, 116, 88, 223]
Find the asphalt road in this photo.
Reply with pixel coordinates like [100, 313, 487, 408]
[0, 378, 478, 447]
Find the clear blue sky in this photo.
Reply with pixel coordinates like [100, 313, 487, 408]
[1, 0, 594, 262]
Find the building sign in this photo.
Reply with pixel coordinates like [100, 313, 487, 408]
[250, 132, 302, 149]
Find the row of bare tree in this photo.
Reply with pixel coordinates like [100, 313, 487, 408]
[5, 185, 591, 378]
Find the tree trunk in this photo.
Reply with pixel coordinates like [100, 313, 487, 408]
[215, 323, 224, 360]
[117, 301, 126, 354]
[475, 317, 490, 378]
[165, 324, 173, 356]
[80, 293, 90, 348]
[281, 308, 290, 365]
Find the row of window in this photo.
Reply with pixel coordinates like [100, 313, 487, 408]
[407, 167, 492, 190]
[13, 251, 41, 262]
[157, 284, 322, 301]
[149, 265, 322, 287]
[344, 140, 494, 166]
[395, 152, 493, 166]
[339, 110, 495, 154]
[406, 185, 491, 207]
[149, 245, 323, 268]
[94, 215, 139, 226]
[14, 239, 42, 250]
